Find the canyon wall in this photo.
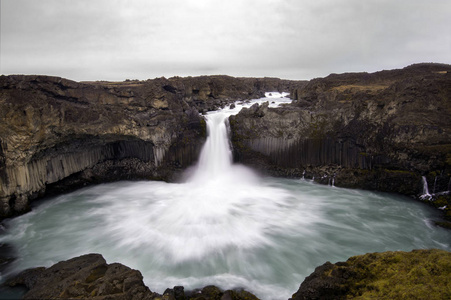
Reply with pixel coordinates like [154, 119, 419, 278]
[2, 64, 450, 220]
[0, 75, 295, 218]
[230, 64, 451, 221]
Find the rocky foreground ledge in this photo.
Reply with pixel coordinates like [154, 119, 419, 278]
[3, 249, 451, 299]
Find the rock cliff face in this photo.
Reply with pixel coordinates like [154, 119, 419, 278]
[0, 75, 294, 219]
[230, 63, 451, 221]
[2, 64, 451, 220]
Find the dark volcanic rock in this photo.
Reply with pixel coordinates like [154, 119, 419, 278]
[4, 254, 262, 300]
[4, 250, 451, 300]
[0, 75, 296, 219]
[6, 253, 158, 299]
[230, 63, 451, 201]
[291, 249, 451, 300]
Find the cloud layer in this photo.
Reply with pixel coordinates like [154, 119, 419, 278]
[2, 0, 450, 81]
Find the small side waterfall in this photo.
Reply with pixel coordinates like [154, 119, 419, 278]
[420, 176, 432, 200]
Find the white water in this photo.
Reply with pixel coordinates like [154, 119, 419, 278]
[1, 93, 451, 299]
[421, 176, 432, 200]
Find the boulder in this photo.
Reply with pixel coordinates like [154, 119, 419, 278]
[4, 254, 262, 300]
[6, 253, 158, 299]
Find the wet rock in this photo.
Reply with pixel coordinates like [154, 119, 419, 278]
[185, 285, 260, 300]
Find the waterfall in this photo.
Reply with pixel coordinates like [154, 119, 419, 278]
[420, 176, 432, 200]
[188, 113, 233, 182]
[188, 94, 292, 184]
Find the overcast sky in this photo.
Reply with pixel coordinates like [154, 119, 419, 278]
[1, 0, 450, 81]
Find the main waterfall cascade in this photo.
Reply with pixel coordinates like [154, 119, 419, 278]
[1, 93, 451, 300]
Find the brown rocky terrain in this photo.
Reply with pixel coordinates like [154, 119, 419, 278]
[0, 75, 293, 219]
[229, 63, 451, 225]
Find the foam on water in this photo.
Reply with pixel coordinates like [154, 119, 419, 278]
[1, 93, 450, 300]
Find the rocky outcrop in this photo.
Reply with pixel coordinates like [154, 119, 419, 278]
[229, 63, 451, 223]
[4, 250, 451, 299]
[0, 75, 295, 219]
[5, 254, 156, 299]
[290, 249, 451, 300]
[4, 254, 260, 300]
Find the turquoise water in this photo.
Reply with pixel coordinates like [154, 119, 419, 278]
[0, 178, 449, 299]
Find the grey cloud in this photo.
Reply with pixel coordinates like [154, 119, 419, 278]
[1, 0, 450, 81]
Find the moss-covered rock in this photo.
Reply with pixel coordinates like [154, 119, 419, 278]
[291, 249, 451, 300]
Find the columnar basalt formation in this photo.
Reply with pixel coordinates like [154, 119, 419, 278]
[1, 64, 451, 220]
[0, 75, 295, 219]
[229, 64, 451, 222]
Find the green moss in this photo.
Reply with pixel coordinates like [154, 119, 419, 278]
[199, 118, 207, 137]
[340, 250, 451, 299]
[309, 119, 328, 139]
[295, 250, 451, 299]
[446, 154, 451, 166]
[433, 195, 449, 208]
[85, 265, 107, 283]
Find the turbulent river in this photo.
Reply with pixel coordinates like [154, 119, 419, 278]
[1, 93, 450, 299]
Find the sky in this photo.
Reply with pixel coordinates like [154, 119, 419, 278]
[1, 0, 450, 81]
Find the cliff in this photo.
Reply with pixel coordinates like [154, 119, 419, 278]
[229, 63, 451, 224]
[2, 64, 451, 221]
[0, 75, 295, 219]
